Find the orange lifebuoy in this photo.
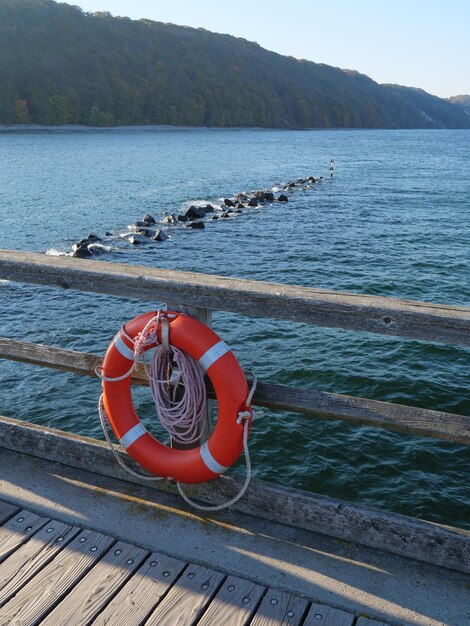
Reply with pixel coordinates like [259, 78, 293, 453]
[101, 311, 251, 483]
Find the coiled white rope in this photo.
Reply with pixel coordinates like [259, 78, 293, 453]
[148, 343, 207, 445]
[96, 311, 257, 510]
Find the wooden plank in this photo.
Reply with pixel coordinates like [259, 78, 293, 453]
[303, 602, 355, 625]
[0, 501, 18, 526]
[253, 381, 470, 445]
[40, 540, 148, 626]
[1, 249, 469, 346]
[197, 575, 265, 626]
[0, 521, 79, 606]
[144, 563, 224, 625]
[2, 338, 469, 446]
[0, 337, 107, 381]
[0, 415, 469, 575]
[0, 528, 114, 625]
[0, 509, 48, 563]
[356, 618, 391, 626]
[250, 588, 309, 625]
[92, 552, 186, 626]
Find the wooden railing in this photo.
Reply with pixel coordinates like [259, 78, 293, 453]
[0, 249, 469, 574]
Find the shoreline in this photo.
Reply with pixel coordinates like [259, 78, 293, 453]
[1, 124, 468, 133]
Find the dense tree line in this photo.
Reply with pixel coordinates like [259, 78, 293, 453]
[1, 0, 469, 129]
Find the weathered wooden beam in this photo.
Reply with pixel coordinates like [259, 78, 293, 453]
[1, 249, 469, 345]
[0, 337, 108, 380]
[1, 337, 469, 445]
[255, 381, 470, 445]
[0, 415, 468, 574]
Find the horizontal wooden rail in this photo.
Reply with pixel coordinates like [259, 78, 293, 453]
[1, 249, 470, 345]
[0, 415, 468, 574]
[1, 337, 469, 445]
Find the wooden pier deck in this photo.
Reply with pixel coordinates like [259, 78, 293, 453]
[0, 496, 362, 626]
[0, 441, 469, 626]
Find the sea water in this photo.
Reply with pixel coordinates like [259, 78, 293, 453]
[0, 127, 469, 528]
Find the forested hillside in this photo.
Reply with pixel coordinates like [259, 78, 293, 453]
[1, 0, 469, 128]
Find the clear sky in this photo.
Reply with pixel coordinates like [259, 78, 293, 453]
[60, 0, 469, 98]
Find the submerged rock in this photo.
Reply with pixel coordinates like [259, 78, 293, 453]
[142, 213, 156, 224]
[223, 198, 235, 207]
[71, 243, 92, 258]
[186, 221, 205, 229]
[186, 206, 207, 220]
[277, 194, 289, 202]
[76, 237, 94, 247]
[128, 234, 151, 245]
[152, 229, 168, 241]
[135, 227, 151, 237]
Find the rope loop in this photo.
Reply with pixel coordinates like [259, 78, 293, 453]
[98, 394, 163, 481]
[176, 373, 257, 512]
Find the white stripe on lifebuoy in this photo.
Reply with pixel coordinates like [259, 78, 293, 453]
[200, 441, 228, 474]
[198, 340, 230, 372]
[119, 423, 147, 448]
[113, 333, 135, 361]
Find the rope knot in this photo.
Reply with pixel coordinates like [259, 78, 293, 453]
[236, 410, 252, 424]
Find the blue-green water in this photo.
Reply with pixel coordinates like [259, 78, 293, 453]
[0, 127, 469, 529]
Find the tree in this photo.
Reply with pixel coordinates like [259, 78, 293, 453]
[13, 98, 30, 123]
[0, 0, 468, 129]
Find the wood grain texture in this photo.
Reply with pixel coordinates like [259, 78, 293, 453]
[92, 552, 186, 626]
[0, 415, 469, 575]
[0, 501, 18, 526]
[250, 589, 309, 626]
[0, 529, 114, 626]
[253, 381, 470, 445]
[41, 541, 148, 626]
[144, 563, 224, 626]
[0, 509, 48, 563]
[355, 619, 391, 626]
[303, 602, 355, 626]
[0, 521, 79, 606]
[197, 575, 265, 626]
[1, 249, 469, 345]
[2, 337, 469, 445]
